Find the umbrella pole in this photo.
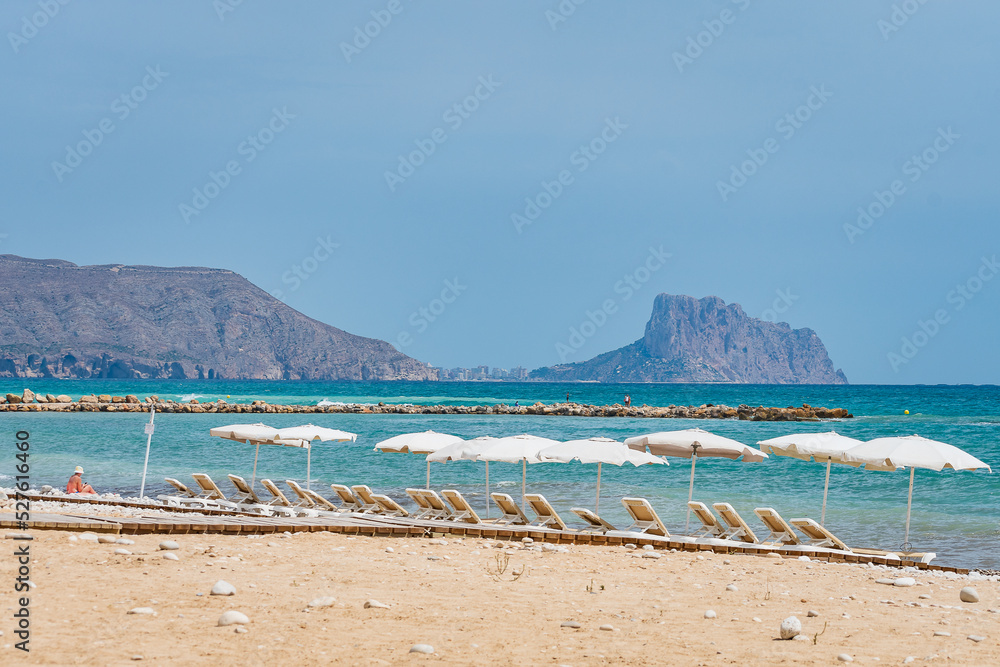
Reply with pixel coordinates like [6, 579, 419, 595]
[251, 442, 261, 490]
[307, 445, 311, 491]
[685, 453, 698, 534]
[485, 461, 490, 519]
[821, 459, 832, 526]
[595, 462, 602, 515]
[522, 458, 526, 512]
[903, 466, 915, 551]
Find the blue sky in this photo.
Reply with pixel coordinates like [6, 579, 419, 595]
[2, 1, 998, 384]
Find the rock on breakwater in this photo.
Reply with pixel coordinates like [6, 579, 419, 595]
[0, 390, 852, 420]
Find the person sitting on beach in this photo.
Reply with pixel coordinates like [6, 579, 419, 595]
[66, 466, 96, 495]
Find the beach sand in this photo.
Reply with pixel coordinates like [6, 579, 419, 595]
[3, 522, 998, 666]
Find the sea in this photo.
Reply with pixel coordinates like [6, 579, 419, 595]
[1, 380, 997, 569]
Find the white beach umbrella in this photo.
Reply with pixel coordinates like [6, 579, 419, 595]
[427, 436, 498, 517]
[538, 437, 667, 514]
[375, 431, 463, 488]
[843, 435, 991, 549]
[209, 423, 282, 489]
[273, 424, 357, 490]
[757, 431, 865, 525]
[476, 434, 561, 511]
[625, 428, 768, 531]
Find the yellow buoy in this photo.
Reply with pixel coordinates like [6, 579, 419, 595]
[904, 410, 910, 415]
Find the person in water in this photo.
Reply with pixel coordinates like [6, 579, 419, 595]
[66, 466, 97, 494]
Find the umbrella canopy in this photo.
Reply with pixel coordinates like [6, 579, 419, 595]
[843, 435, 991, 549]
[477, 434, 560, 510]
[273, 424, 357, 490]
[757, 431, 864, 525]
[210, 423, 287, 489]
[375, 430, 463, 487]
[538, 437, 666, 513]
[625, 428, 768, 532]
[426, 436, 498, 517]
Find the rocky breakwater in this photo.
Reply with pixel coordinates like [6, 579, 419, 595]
[0, 389, 852, 421]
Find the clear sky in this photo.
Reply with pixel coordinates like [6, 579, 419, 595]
[2, 1, 998, 384]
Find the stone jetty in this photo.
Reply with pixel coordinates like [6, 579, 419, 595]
[0, 389, 852, 420]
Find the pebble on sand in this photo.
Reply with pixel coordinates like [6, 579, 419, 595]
[409, 644, 434, 654]
[704, 610, 717, 619]
[235, 626, 248, 634]
[837, 654, 853, 663]
[364, 599, 390, 609]
[158, 540, 180, 551]
[163, 553, 179, 561]
[959, 587, 979, 603]
[307, 597, 336, 609]
[933, 631, 950, 637]
[779, 616, 802, 640]
[725, 584, 738, 592]
[127, 608, 155, 615]
[116, 538, 135, 545]
[114, 548, 131, 555]
[561, 621, 582, 629]
[79, 533, 99, 543]
[967, 635, 986, 642]
[894, 577, 916, 587]
[211, 580, 237, 596]
[217, 611, 250, 626]
[807, 610, 819, 618]
[599, 624, 614, 631]
[98, 535, 116, 544]
[642, 552, 661, 559]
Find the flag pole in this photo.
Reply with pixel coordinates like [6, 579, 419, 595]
[139, 408, 155, 499]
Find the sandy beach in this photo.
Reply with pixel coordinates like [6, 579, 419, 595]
[3, 515, 998, 666]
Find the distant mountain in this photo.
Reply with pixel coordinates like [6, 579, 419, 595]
[532, 294, 848, 384]
[0, 255, 434, 381]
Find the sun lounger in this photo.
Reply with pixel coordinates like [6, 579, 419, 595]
[441, 489, 482, 524]
[621, 497, 669, 537]
[372, 493, 410, 517]
[687, 501, 726, 538]
[351, 485, 384, 514]
[789, 517, 851, 551]
[331, 484, 365, 513]
[419, 489, 453, 519]
[190, 473, 240, 510]
[226, 474, 275, 515]
[257, 479, 302, 517]
[524, 493, 569, 530]
[301, 488, 341, 512]
[712, 502, 759, 544]
[754, 507, 800, 546]
[490, 493, 530, 526]
[571, 507, 617, 533]
[158, 477, 215, 508]
[406, 488, 435, 519]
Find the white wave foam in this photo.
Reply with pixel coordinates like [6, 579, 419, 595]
[179, 393, 204, 402]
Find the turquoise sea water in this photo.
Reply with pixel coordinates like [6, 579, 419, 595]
[1, 381, 997, 569]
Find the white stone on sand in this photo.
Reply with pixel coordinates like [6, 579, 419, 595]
[217, 611, 249, 626]
[163, 553, 179, 561]
[704, 610, 717, 619]
[79, 533, 99, 543]
[364, 599, 390, 609]
[128, 608, 155, 615]
[307, 597, 336, 608]
[114, 548, 131, 555]
[894, 577, 916, 587]
[599, 624, 614, 631]
[409, 644, 434, 654]
[158, 540, 179, 551]
[779, 616, 802, 640]
[725, 584, 738, 592]
[967, 635, 985, 642]
[561, 621, 581, 629]
[837, 654, 853, 662]
[807, 610, 819, 617]
[959, 587, 979, 603]
[211, 580, 236, 596]
[98, 535, 116, 544]
[116, 538, 135, 545]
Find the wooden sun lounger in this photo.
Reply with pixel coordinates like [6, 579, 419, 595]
[351, 485, 384, 514]
[226, 474, 275, 515]
[571, 507, 617, 533]
[712, 503, 759, 544]
[257, 479, 302, 517]
[490, 493, 530, 526]
[372, 493, 410, 517]
[441, 489, 482, 524]
[331, 484, 365, 513]
[754, 507, 800, 546]
[406, 488, 434, 519]
[190, 474, 240, 510]
[789, 517, 851, 551]
[524, 493, 569, 530]
[621, 497, 669, 537]
[158, 477, 215, 509]
[301, 488, 341, 513]
[419, 489, 453, 519]
[687, 501, 726, 538]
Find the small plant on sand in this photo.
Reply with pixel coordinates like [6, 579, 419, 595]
[763, 577, 772, 601]
[585, 579, 605, 593]
[812, 621, 828, 645]
[485, 551, 527, 582]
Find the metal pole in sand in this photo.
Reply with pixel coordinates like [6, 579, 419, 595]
[685, 444, 700, 534]
[485, 461, 490, 518]
[306, 443, 311, 491]
[821, 458, 832, 526]
[251, 442, 261, 489]
[903, 466, 915, 551]
[522, 458, 527, 512]
[595, 461, 602, 515]
[138, 408, 155, 499]
[426, 460, 430, 489]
